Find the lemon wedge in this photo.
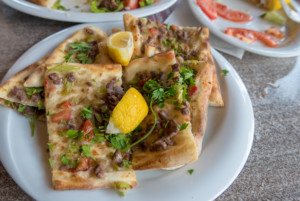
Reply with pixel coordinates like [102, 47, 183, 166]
[106, 88, 148, 134]
[107, 31, 134, 66]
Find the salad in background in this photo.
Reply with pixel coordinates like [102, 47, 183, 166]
[30, 0, 159, 13]
[196, 0, 288, 48]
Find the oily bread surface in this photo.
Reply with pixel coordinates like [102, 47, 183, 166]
[24, 26, 109, 88]
[44, 63, 136, 190]
[123, 13, 224, 107]
[124, 51, 198, 170]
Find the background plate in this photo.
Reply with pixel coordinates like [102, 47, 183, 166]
[1, 0, 177, 22]
[0, 22, 254, 201]
[188, 0, 300, 57]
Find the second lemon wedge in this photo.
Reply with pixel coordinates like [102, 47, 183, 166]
[107, 31, 134, 66]
[106, 88, 148, 134]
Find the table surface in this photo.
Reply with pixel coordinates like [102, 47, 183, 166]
[0, 1, 299, 201]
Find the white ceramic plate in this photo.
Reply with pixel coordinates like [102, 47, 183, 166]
[1, 0, 177, 22]
[0, 22, 254, 201]
[188, 0, 300, 57]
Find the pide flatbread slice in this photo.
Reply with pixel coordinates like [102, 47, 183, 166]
[123, 13, 224, 107]
[24, 26, 110, 88]
[28, 0, 56, 8]
[123, 50, 199, 170]
[44, 63, 136, 190]
[0, 55, 48, 120]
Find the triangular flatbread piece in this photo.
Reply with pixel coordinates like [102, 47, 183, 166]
[123, 13, 224, 107]
[44, 63, 136, 190]
[0, 55, 48, 120]
[24, 26, 111, 88]
[124, 51, 201, 170]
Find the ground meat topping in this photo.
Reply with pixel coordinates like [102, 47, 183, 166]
[66, 119, 77, 130]
[75, 157, 91, 172]
[112, 149, 123, 166]
[87, 41, 99, 62]
[30, 93, 41, 103]
[181, 107, 189, 115]
[8, 87, 27, 101]
[85, 28, 94, 35]
[176, 30, 189, 42]
[66, 72, 75, 82]
[106, 78, 124, 110]
[48, 73, 62, 85]
[100, 0, 119, 11]
[171, 63, 180, 72]
[94, 162, 105, 178]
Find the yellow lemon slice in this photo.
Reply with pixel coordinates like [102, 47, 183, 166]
[106, 88, 148, 134]
[107, 31, 134, 66]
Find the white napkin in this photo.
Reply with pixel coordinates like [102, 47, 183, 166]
[165, 0, 245, 59]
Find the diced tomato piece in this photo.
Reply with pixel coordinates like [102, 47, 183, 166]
[188, 85, 198, 97]
[149, 28, 159, 36]
[51, 109, 71, 123]
[125, 0, 139, 10]
[265, 27, 284, 39]
[171, 25, 179, 31]
[44, 79, 50, 91]
[196, 0, 218, 20]
[61, 101, 72, 109]
[215, 2, 253, 23]
[83, 119, 94, 134]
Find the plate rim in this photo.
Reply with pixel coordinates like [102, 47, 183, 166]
[2, 0, 177, 23]
[187, 0, 300, 58]
[0, 22, 254, 201]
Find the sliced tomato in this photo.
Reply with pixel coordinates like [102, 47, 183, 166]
[256, 32, 279, 48]
[215, 2, 253, 23]
[188, 85, 198, 97]
[51, 109, 71, 123]
[265, 27, 284, 39]
[225, 28, 257, 44]
[225, 28, 279, 48]
[196, 0, 218, 20]
[125, 0, 139, 10]
[149, 28, 159, 36]
[61, 101, 72, 109]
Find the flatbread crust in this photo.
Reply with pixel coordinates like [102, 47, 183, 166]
[123, 13, 224, 107]
[24, 26, 109, 88]
[28, 0, 56, 8]
[45, 63, 136, 190]
[124, 51, 199, 170]
[0, 55, 48, 107]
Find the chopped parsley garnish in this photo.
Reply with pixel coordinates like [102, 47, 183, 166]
[188, 169, 194, 175]
[81, 144, 91, 158]
[49, 158, 53, 167]
[167, 72, 174, 80]
[122, 160, 133, 169]
[61, 154, 70, 165]
[76, 53, 92, 64]
[65, 129, 82, 139]
[64, 41, 92, 63]
[166, 24, 171, 31]
[106, 134, 130, 150]
[5, 100, 14, 108]
[135, 55, 140, 59]
[61, 120, 67, 125]
[91, 133, 106, 143]
[52, 0, 69, 11]
[179, 123, 189, 131]
[17, 104, 27, 113]
[37, 101, 45, 110]
[81, 105, 93, 119]
[25, 87, 44, 99]
[221, 69, 229, 76]
[47, 143, 55, 152]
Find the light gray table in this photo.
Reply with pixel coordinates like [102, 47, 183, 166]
[0, 2, 299, 200]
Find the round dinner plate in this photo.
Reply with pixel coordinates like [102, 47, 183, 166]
[188, 0, 300, 57]
[0, 22, 254, 201]
[1, 0, 177, 22]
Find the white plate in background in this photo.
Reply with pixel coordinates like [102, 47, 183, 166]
[2, 0, 177, 22]
[188, 0, 300, 57]
[0, 22, 254, 201]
